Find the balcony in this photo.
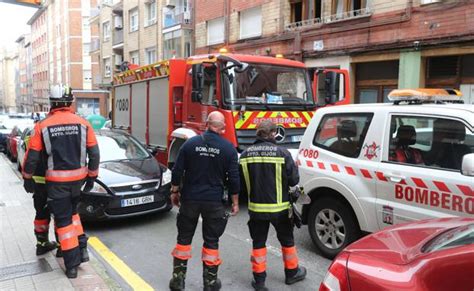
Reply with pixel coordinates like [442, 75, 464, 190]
[163, 8, 192, 30]
[285, 7, 372, 31]
[90, 38, 100, 53]
[112, 1, 123, 15]
[113, 30, 123, 48]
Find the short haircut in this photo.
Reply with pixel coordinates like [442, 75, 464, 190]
[256, 120, 277, 139]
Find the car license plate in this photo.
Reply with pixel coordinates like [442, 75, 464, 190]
[121, 195, 154, 207]
[291, 135, 303, 142]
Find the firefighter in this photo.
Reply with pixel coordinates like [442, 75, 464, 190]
[22, 85, 100, 278]
[23, 130, 58, 256]
[169, 111, 240, 291]
[239, 120, 306, 291]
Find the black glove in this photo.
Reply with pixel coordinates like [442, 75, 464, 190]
[23, 178, 35, 193]
[83, 177, 95, 193]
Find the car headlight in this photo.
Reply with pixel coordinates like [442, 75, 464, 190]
[82, 181, 108, 194]
[161, 168, 172, 185]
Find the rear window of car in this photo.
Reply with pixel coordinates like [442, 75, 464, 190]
[312, 113, 374, 158]
[422, 224, 474, 253]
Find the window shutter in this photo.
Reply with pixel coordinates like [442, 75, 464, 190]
[207, 17, 225, 45]
[240, 7, 262, 39]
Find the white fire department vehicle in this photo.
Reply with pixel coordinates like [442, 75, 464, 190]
[296, 89, 474, 258]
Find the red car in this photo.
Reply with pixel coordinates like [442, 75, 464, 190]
[6, 125, 30, 162]
[320, 218, 474, 291]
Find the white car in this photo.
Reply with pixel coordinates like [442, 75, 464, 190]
[296, 89, 474, 258]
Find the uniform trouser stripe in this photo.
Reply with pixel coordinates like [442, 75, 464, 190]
[282, 246, 298, 269]
[72, 214, 84, 236]
[172, 244, 192, 260]
[57, 224, 79, 251]
[34, 219, 49, 233]
[251, 247, 267, 273]
[202, 247, 221, 266]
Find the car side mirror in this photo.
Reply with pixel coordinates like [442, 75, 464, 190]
[461, 153, 474, 176]
[191, 64, 204, 103]
[325, 71, 338, 104]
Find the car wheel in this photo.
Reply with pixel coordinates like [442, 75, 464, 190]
[308, 197, 361, 259]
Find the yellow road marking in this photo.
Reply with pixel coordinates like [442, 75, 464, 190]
[88, 236, 154, 291]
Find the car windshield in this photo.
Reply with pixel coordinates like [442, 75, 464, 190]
[97, 134, 150, 162]
[423, 224, 474, 253]
[222, 62, 313, 106]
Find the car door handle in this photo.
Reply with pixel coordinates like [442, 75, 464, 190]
[385, 173, 406, 183]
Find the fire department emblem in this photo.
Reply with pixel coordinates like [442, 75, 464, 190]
[363, 142, 380, 160]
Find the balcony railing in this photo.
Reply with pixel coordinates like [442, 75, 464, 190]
[285, 7, 372, 31]
[90, 38, 100, 52]
[163, 9, 192, 29]
[113, 30, 123, 46]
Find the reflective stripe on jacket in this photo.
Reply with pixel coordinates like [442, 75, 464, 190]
[239, 138, 299, 219]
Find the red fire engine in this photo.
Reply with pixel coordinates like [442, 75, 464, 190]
[112, 52, 350, 166]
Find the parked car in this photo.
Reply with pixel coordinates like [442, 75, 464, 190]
[16, 126, 34, 171]
[78, 129, 172, 220]
[0, 124, 11, 153]
[319, 217, 474, 291]
[296, 89, 474, 258]
[6, 124, 32, 162]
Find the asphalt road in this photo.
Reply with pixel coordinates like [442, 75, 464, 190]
[85, 205, 332, 291]
[5, 155, 331, 290]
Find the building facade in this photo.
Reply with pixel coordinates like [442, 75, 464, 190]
[0, 50, 19, 113]
[15, 34, 34, 113]
[194, 0, 474, 104]
[28, 0, 109, 116]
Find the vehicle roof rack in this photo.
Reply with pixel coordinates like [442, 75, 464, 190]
[388, 89, 464, 105]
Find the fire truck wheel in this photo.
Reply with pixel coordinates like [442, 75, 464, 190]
[308, 197, 360, 259]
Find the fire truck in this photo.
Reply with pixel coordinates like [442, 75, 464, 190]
[112, 52, 350, 166]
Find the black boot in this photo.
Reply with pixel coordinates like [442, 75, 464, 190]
[81, 248, 90, 262]
[285, 266, 307, 285]
[35, 232, 58, 256]
[65, 267, 78, 278]
[169, 258, 187, 291]
[56, 248, 63, 257]
[203, 264, 221, 291]
[251, 272, 268, 291]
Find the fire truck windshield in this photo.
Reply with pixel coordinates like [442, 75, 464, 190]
[222, 62, 314, 108]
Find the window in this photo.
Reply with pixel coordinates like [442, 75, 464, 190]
[240, 6, 262, 39]
[103, 57, 111, 77]
[313, 113, 374, 158]
[331, 0, 367, 16]
[76, 98, 100, 117]
[129, 8, 139, 32]
[145, 47, 156, 65]
[387, 116, 473, 171]
[145, 1, 157, 26]
[163, 30, 182, 59]
[103, 21, 111, 41]
[130, 50, 139, 65]
[200, 65, 217, 105]
[207, 17, 224, 45]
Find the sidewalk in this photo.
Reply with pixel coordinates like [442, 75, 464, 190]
[0, 154, 113, 291]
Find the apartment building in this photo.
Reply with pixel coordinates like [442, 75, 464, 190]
[15, 34, 34, 113]
[28, 0, 109, 116]
[90, 0, 193, 89]
[27, 7, 49, 111]
[0, 50, 19, 113]
[194, 0, 474, 104]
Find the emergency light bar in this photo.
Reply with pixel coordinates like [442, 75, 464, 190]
[388, 88, 463, 104]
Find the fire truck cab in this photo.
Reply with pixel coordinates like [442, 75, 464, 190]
[112, 53, 350, 166]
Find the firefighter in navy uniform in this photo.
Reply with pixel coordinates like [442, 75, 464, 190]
[239, 120, 306, 291]
[23, 128, 58, 256]
[169, 111, 240, 291]
[22, 85, 100, 278]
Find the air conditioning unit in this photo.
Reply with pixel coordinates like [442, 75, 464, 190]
[183, 11, 191, 24]
[114, 16, 123, 29]
[165, 0, 175, 9]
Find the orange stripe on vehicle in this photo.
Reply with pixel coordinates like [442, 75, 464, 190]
[306, 160, 313, 168]
[433, 181, 450, 193]
[412, 178, 428, 189]
[376, 171, 388, 181]
[345, 166, 356, 176]
[331, 164, 340, 172]
[317, 162, 325, 170]
[360, 169, 372, 179]
[458, 185, 474, 197]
